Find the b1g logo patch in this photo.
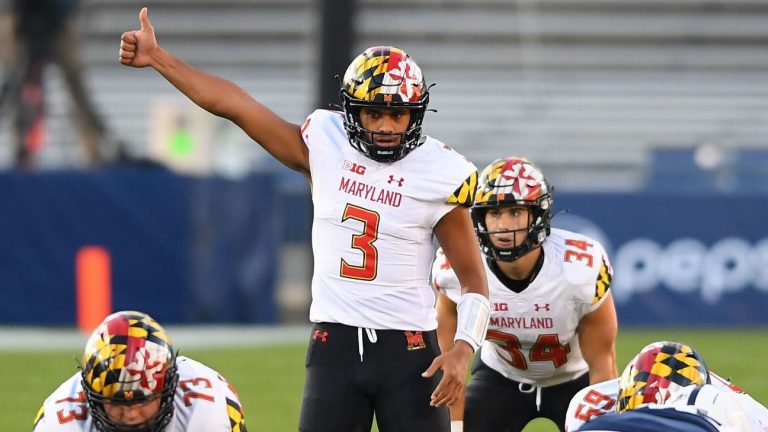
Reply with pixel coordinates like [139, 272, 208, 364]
[342, 160, 367, 175]
[404, 331, 426, 351]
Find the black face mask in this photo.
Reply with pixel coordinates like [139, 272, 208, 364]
[340, 91, 429, 163]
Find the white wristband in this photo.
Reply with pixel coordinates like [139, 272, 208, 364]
[450, 420, 464, 432]
[454, 292, 490, 352]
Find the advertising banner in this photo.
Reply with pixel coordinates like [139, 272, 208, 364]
[554, 194, 768, 325]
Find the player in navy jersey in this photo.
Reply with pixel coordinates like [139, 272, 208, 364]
[120, 8, 490, 432]
[576, 405, 722, 432]
[576, 383, 752, 432]
[432, 157, 618, 432]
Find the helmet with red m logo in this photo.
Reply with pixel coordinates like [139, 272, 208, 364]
[472, 157, 554, 261]
[340, 46, 429, 163]
[617, 340, 710, 413]
[81, 310, 178, 432]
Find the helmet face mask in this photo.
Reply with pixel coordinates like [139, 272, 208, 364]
[472, 157, 553, 262]
[340, 46, 429, 163]
[617, 341, 710, 413]
[81, 311, 178, 432]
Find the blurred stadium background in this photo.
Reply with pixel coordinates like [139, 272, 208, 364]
[1, 0, 767, 430]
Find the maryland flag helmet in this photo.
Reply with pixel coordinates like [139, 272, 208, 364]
[81, 311, 178, 432]
[472, 157, 553, 261]
[617, 341, 710, 413]
[340, 46, 429, 163]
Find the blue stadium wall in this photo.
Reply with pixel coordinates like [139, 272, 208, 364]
[554, 194, 768, 326]
[1, 168, 766, 326]
[0, 167, 280, 325]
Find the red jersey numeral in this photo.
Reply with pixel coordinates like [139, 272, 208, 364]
[180, 377, 215, 406]
[529, 334, 571, 368]
[487, 330, 528, 369]
[564, 238, 594, 267]
[55, 391, 88, 424]
[340, 204, 380, 280]
[487, 331, 570, 370]
[574, 389, 615, 421]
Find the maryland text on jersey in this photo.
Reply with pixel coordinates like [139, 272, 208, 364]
[490, 316, 554, 329]
[339, 176, 403, 207]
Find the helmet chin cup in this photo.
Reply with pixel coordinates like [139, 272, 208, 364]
[341, 92, 427, 163]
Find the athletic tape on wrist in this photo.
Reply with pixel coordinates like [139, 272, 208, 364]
[450, 420, 464, 432]
[454, 292, 490, 352]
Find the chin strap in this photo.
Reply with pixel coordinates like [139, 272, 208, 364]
[454, 293, 491, 352]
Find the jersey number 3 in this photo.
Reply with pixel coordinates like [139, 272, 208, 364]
[340, 204, 380, 281]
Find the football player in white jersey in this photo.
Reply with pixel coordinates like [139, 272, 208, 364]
[120, 9, 490, 432]
[432, 157, 618, 432]
[565, 340, 768, 432]
[32, 311, 247, 432]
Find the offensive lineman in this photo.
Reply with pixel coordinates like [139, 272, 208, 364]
[565, 340, 768, 432]
[33, 310, 247, 432]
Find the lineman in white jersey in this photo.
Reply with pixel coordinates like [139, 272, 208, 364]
[120, 13, 490, 431]
[433, 157, 618, 432]
[565, 340, 768, 432]
[33, 311, 247, 432]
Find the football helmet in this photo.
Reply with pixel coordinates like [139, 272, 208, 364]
[340, 46, 429, 163]
[617, 341, 710, 413]
[81, 311, 178, 432]
[471, 157, 553, 261]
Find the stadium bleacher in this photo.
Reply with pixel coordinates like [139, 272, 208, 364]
[1, 0, 767, 191]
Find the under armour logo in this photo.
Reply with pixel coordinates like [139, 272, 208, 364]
[387, 175, 404, 187]
[312, 330, 328, 342]
[534, 303, 551, 312]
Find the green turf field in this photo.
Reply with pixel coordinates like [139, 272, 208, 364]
[6, 328, 766, 431]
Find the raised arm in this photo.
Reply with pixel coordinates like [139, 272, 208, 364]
[578, 294, 618, 384]
[119, 7, 309, 175]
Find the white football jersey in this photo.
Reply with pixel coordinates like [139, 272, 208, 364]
[564, 373, 768, 432]
[564, 378, 620, 432]
[33, 356, 246, 432]
[302, 109, 477, 330]
[433, 228, 613, 387]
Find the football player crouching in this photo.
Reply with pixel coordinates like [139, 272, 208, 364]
[33, 310, 248, 432]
